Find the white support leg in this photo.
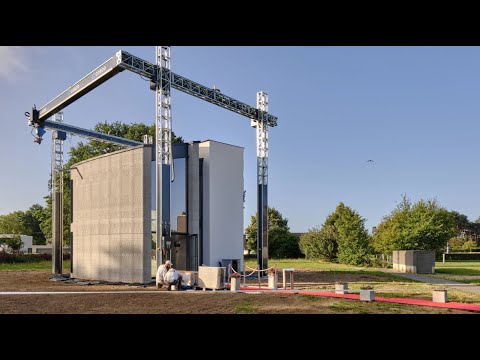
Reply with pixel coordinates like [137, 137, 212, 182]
[255, 91, 269, 271]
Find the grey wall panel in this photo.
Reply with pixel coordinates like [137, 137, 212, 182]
[71, 146, 151, 283]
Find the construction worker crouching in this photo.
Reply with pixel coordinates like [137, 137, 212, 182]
[156, 260, 172, 289]
[164, 266, 183, 291]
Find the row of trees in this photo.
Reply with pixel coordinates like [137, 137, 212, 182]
[245, 195, 480, 266]
[245, 203, 373, 265]
[0, 204, 46, 245]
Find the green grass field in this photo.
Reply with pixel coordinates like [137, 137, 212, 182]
[244, 258, 413, 282]
[244, 258, 358, 271]
[243, 258, 480, 303]
[431, 261, 480, 285]
[0, 260, 71, 272]
[435, 261, 480, 276]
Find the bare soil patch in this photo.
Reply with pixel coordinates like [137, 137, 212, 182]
[0, 270, 475, 314]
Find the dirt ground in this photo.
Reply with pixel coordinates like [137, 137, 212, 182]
[0, 270, 475, 314]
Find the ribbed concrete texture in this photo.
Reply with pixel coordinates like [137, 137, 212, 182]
[71, 146, 152, 283]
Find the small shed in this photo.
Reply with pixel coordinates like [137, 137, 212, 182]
[392, 250, 435, 274]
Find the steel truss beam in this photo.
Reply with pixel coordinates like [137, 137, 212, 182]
[33, 51, 277, 128]
[43, 120, 142, 147]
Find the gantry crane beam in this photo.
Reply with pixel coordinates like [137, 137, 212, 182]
[30, 51, 278, 128]
[43, 119, 143, 147]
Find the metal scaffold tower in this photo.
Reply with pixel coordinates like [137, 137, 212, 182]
[254, 91, 269, 270]
[51, 112, 65, 274]
[156, 46, 173, 266]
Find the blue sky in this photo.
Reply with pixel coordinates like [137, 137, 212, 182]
[1, 46, 480, 233]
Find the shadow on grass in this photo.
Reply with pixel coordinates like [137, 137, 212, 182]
[325, 270, 420, 283]
[0, 260, 71, 272]
[435, 268, 480, 276]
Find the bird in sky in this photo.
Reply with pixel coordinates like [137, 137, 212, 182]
[366, 160, 374, 163]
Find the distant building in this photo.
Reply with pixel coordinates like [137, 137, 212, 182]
[0, 234, 33, 253]
[31, 245, 70, 254]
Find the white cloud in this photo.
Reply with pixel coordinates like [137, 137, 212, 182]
[0, 46, 28, 82]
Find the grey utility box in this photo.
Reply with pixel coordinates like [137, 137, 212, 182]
[392, 250, 435, 274]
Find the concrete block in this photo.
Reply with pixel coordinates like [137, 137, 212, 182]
[433, 290, 448, 303]
[268, 272, 278, 290]
[198, 266, 225, 289]
[230, 276, 241, 292]
[360, 289, 375, 301]
[335, 282, 349, 294]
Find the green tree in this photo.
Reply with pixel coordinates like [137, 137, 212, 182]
[41, 121, 183, 244]
[299, 203, 371, 265]
[449, 237, 467, 251]
[332, 203, 372, 265]
[0, 211, 27, 235]
[299, 225, 338, 261]
[0, 205, 46, 246]
[372, 195, 456, 255]
[445, 211, 480, 249]
[245, 207, 302, 259]
[23, 204, 46, 245]
[462, 240, 477, 252]
[1, 235, 23, 253]
[67, 121, 183, 167]
[449, 211, 470, 237]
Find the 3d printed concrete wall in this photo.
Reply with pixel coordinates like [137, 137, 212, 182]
[70, 145, 151, 283]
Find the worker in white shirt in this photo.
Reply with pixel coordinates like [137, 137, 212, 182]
[163, 266, 183, 291]
[156, 260, 172, 289]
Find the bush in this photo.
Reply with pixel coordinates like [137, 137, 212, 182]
[449, 237, 467, 251]
[1, 235, 23, 254]
[462, 240, 477, 252]
[444, 253, 480, 261]
[0, 252, 70, 264]
[447, 248, 480, 253]
[269, 229, 303, 259]
[372, 196, 455, 255]
[299, 225, 338, 261]
[368, 255, 391, 268]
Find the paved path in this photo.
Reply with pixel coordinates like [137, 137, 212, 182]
[383, 270, 480, 294]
